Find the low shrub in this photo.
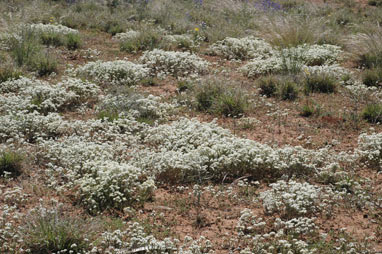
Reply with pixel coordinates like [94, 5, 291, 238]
[194, 80, 248, 117]
[280, 81, 299, 101]
[65, 33, 81, 50]
[23, 207, 89, 254]
[0, 66, 21, 83]
[31, 52, 58, 77]
[258, 75, 278, 97]
[304, 73, 337, 94]
[362, 68, 382, 87]
[0, 151, 23, 177]
[120, 28, 162, 53]
[362, 103, 382, 123]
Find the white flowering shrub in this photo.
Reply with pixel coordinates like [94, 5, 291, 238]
[0, 76, 44, 93]
[132, 118, 343, 183]
[260, 180, 324, 218]
[163, 34, 196, 50]
[208, 36, 273, 60]
[305, 64, 352, 79]
[240, 44, 345, 78]
[285, 44, 343, 66]
[76, 60, 150, 86]
[139, 49, 209, 78]
[0, 78, 99, 114]
[113, 30, 140, 41]
[96, 93, 175, 121]
[236, 209, 266, 237]
[30, 23, 79, 35]
[76, 160, 155, 214]
[274, 217, 317, 236]
[239, 56, 285, 77]
[357, 132, 382, 170]
[0, 111, 66, 143]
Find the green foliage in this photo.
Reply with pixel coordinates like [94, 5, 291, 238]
[40, 32, 63, 47]
[258, 76, 278, 97]
[362, 103, 382, 123]
[23, 208, 89, 254]
[31, 52, 58, 77]
[358, 50, 382, 69]
[300, 101, 321, 117]
[304, 74, 337, 94]
[0, 66, 21, 83]
[194, 80, 248, 117]
[280, 81, 299, 101]
[362, 68, 382, 87]
[65, 33, 81, 50]
[120, 29, 162, 53]
[102, 20, 125, 35]
[0, 151, 23, 178]
[98, 110, 119, 122]
[10, 29, 41, 67]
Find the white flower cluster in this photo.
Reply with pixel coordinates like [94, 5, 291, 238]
[274, 217, 317, 235]
[0, 76, 41, 93]
[0, 111, 66, 143]
[236, 209, 266, 237]
[76, 60, 150, 86]
[113, 30, 140, 41]
[0, 77, 99, 114]
[208, 36, 273, 60]
[131, 118, 345, 183]
[357, 132, 382, 170]
[96, 93, 175, 121]
[240, 44, 344, 78]
[259, 180, 323, 218]
[30, 23, 79, 35]
[284, 44, 342, 66]
[139, 49, 209, 78]
[76, 160, 155, 214]
[92, 222, 212, 254]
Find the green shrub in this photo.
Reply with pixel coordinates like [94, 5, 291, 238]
[258, 76, 278, 97]
[23, 208, 89, 254]
[362, 103, 382, 123]
[40, 32, 63, 47]
[362, 68, 382, 87]
[98, 110, 119, 122]
[65, 33, 81, 50]
[194, 80, 248, 117]
[102, 20, 125, 36]
[195, 81, 225, 111]
[31, 53, 58, 77]
[0, 151, 23, 178]
[10, 29, 41, 67]
[280, 81, 299, 101]
[300, 102, 321, 117]
[0, 66, 21, 83]
[177, 80, 193, 93]
[304, 74, 337, 94]
[120, 29, 162, 53]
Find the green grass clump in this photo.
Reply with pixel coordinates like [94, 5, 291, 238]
[65, 33, 81, 50]
[304, 74, 337, 94]
[280, 81, 299, 101]
[194, 80, 248, 117]
[0, 66, 21, 83]
[362, 68, 382, 87]
[0, 151, 23, 178]
[120, 28, 162, 53]
[23, 208, 89, 254]
[31, 53, 58, 77]
[258, 76, 278, 98]
[362, 103, 382, 123]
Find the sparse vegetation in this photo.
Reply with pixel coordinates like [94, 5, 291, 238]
[1, 0, 382, 253]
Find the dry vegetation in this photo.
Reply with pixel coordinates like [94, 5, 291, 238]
[1, 0, 382, 253]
